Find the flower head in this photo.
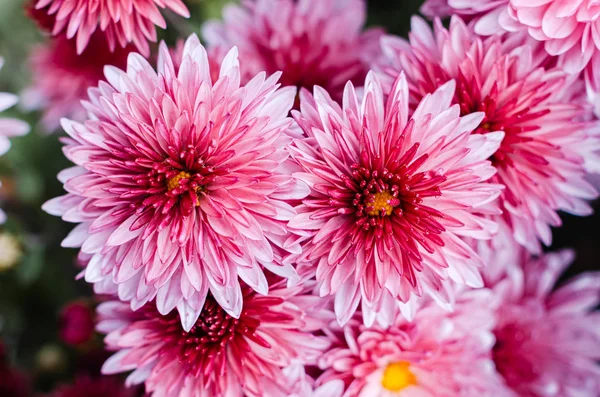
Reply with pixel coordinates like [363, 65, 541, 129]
[23, 34, 133, 133]
[202, 0, 382, 101]
[421, 0, 600, 91]
[0, 58, 29, 224]
[34, 0, 190, 55]
[98, 281, 330, 397]
[379, 17, 600, 253]
[43, 35, 307, 331]
[486, 246, 600, 397]
[315, 290, 504, 397]
[289, 70, 502, 326]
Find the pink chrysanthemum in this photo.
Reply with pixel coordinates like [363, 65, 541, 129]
[43, 34, 308, 331]
[288, 70, 503, 326]
[22, 34, 133, 133]
[202, 0, 382, 101]
[98, 281, 331, 397]
[483, 244, 600, 397]
[379, 17, 600, 253]
[421, 0, 600, 90]
[315, 290, 504, 397]
[34, 0, 190, 55]
[51, 375, 136, 397]
[0, 58, 29, 224]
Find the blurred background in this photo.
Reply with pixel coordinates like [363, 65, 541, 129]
[0, 0, 597, 394]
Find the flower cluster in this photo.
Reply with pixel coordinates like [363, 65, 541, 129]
[0, 0, 595, 396]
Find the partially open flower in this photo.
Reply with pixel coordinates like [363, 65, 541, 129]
[379, 16, 600, 253]
[98, 281, 331, 397]
[315, 290, 504, 396]
[33, 0, 189, 55]
[203, 0, 382, 101]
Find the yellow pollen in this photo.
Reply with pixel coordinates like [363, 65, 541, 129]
[368, 190, 396, 217]
[167, 171, 191, 191]
[381, 362, 417, 392]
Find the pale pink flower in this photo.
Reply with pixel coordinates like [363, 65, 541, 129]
[379, 17, 600, 253]
[0, 58, 30, 224]
[34, 0, 190, 55]
[98, 281, 331, 397]
[43, 35, 308, 331]
[288, 70, 503, 326]
[421, 0, 600, 91]
[485, 247, 600, 396]
[22, 34, 133, 133]
[202, 0, 383, 101]
[315, 290, 505, 397]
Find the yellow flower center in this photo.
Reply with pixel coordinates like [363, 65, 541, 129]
[368, 190, 397, 217]
[381, 362, 417, 392]
[167, 171, 192, 191]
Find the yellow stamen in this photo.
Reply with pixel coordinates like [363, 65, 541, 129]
[167, 171, 191, 191]
[368, 190, 396, 216]
[381, 362, 417, 392]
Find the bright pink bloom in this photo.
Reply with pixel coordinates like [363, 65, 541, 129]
[23, 34, 133, 133]
[289, 70, 503, 326]
[51, 375, 136, 397]
[43, 35, 307, 331]
[379, 17, 600, 253]
[315, 290, 504, 397]
[0, 58, 29, 224]
[421, 0, 600, 91]
[485, 246, 600, 396]
[98, 281, 331, 397]
[34, 0, 190, 55]
[202, 0, 382, 101]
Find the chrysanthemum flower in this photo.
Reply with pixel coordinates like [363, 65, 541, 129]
[51, 375, 136, 397]
[421, 0, 600, 90]
[202, 0, 382, 101]
[0, 57, 29, 224]
[315, 290, 504, 397]
[22, 34, 133, 133]
[289, 70, 502, 326]
[484, 246, 600, 396]
[34, 0, 190, 55]
[379, 17, 600, 253]
[43, 34, 307, 330]
[98, 281, 331, 397]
